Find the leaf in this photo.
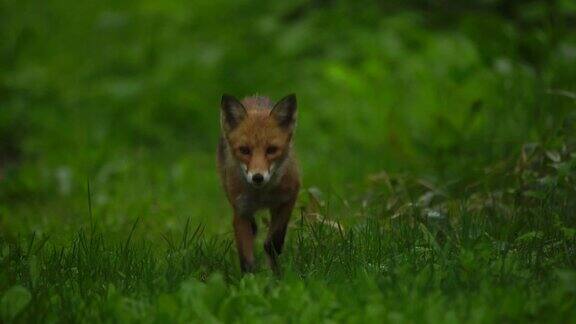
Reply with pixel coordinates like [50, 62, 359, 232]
[157, 294, 179, 320]
[522, 190, 546, 200]
[0, 285, 32, 321]
[521, 143, 540, 163]
[561, 227, 576, 240]
[555, 270, 576, 293]
[29, 256, 39, 289]
[545, 150, 561, 163]
[304, 187, 325, 221]
[307, 187, 325, 208]
[515, 231, 543, 244]
[0, 245, 8, 262]
[418, 223, 444, 259]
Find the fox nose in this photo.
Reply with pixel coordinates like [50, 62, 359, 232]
[252, 173, 264, 185]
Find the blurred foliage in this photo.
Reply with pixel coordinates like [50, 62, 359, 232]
[1, 0, 575, 234]
[1, 0, 576, 321]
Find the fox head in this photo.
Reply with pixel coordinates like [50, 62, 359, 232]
[221, 94, 297, 188]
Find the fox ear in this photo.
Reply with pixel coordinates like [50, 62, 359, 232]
[271, 94, 297, 129]
[221, 94, 247, 129]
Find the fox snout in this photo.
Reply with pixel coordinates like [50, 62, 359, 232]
[241, 163, 273, 187]
[247, 170, 270, 187]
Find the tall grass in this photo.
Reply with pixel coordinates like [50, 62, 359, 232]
[1, 173, 575, 321]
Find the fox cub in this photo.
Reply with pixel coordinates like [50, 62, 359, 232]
[217, 94, 300, 274]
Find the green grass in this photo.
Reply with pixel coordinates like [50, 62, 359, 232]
[2, 0, 576, 322]
[1, 185, 575, 322]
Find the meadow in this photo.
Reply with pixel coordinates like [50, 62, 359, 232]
[1, 0, 576, 322]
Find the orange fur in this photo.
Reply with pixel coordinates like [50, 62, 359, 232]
[217, 94, 300, 274]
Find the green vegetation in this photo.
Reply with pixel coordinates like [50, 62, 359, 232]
[1, 0, 575, 322]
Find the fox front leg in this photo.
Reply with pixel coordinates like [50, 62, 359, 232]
[233, 212, 257, 273]
[265, 200, 295, 275]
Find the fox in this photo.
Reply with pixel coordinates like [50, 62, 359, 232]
[217, 93, 300, 274]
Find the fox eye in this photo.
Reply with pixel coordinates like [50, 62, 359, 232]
[239, 146, 251, 155]
[266, 146, 278, 155]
